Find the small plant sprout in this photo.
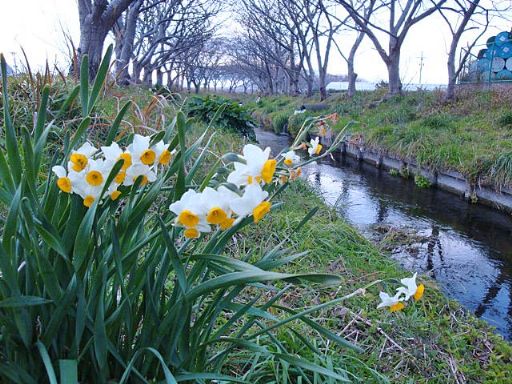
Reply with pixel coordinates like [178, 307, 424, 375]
[308, 136, 323, 156]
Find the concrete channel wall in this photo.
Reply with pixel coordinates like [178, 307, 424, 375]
[320, 135, 512, 214]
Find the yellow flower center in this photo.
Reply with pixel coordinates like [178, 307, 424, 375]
[261, 159, 277, 184]
[70, 153, 88, 172]
[57, 177, 72, 193]
[140, 149, 156, 165]
[220, 217, 235, 230]
[83, 195, 95, 208]
[389, 302, 405, 312]
[115, 171, 126, 184]
[184, 227, 200, 239]
[253, 201, 271, 223]
[159, 149, 172, 165]
[206, 207, 228, 225]
[284, 158, 293, 167]
[315, 144, 323, 155]
[178, 209, 200, 227]
[110, 190, 121, 201]
[296, 167, 302, 176]
[86, 170, 104, 186]
[414, 284, 425, 301]
[119, 152, 132, 170]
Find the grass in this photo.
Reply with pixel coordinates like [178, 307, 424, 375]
[243, 88, 512, 190]
[235, 180, 512, 383]
[2, 75, 511, 381]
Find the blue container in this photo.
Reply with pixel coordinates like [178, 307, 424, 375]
[496, 69, 512, 80]
[496, 43, 512, 59]
[477, 58, 491, 73]
[506, 58, 512, 71]
[491, 57, 505, 72]
[487, 36, 496, 48]
[485, 47, 498, 59]
[495, 31, 511, 47]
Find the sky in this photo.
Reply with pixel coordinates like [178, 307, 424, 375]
[0, 1, 510, 85]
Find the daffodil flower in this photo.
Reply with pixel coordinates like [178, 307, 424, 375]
[152, 140, 173, 166]
[308, 137, 322, 157]
[396, 272, 425, 301]
[377, 292, 406, 312]
[201, 186, 239, 229]
[227, 144, 276, 186]
[68, 142, 97, 172]
[229, 183, 270, 223]
[52, 165, 73, 193]
[169, 189, 207, 228]
[282, 150, 300, 167]
[128, 134, 156, 166]
[123, 164, 157, 187]
[101, 142, 132, 171]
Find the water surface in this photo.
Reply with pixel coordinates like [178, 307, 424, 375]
[256, 128, 512, 340]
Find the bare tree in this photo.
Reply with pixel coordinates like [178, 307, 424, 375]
[330, 1, 376, 97]
[338, 0, 447, 95]
[78, 0, 135, 78]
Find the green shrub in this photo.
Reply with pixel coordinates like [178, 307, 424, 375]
[185, 95, 256, 140]
[498, 111, 512, 128]
[422, 114, 453, 129]
[288, 112, 314, 137]
[271, 111, 290, 133]
[414, 174, 432, 188]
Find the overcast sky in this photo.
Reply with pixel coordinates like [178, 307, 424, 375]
[0, 1, 510, 84]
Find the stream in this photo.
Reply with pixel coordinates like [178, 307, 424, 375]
[255, 128, 512, 341]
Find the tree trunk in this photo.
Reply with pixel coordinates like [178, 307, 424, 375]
[386, 51, 402, 96]
[319, 71, 327, 101]
[143, 68, 152, 86]
[79, 22, 109, 80]
[156, 69, 163, 86]
[77, 0, 134, 80]
[446, 48, 457, 101]
[347, 59, 358, 98]
[117, 1, 142, 85]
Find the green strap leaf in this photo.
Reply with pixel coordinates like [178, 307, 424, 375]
[35, 84, 50, 140]
[88, 44, 113, 114]
[0, 296, 52, 308]
[79, 54, 89, 115]
[59, 360, 78, 384]
[105, 101, 131, 145]
[36, 341, 58, 384]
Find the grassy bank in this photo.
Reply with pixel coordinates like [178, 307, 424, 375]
[54, 85, 512, 381]
[244, 88, 512, 190]
[246, 180, 512, 383]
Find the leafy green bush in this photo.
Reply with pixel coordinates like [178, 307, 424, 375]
[288, 112, 315, 137]
[0, 50, 364, 383]
[498, 111, 512, 128]
[414, 174, 432, 188]
[271, 111, 289, 134]
[185, 95, 256, 140]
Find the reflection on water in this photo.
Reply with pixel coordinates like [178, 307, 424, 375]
[256, 129, 512, 340]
